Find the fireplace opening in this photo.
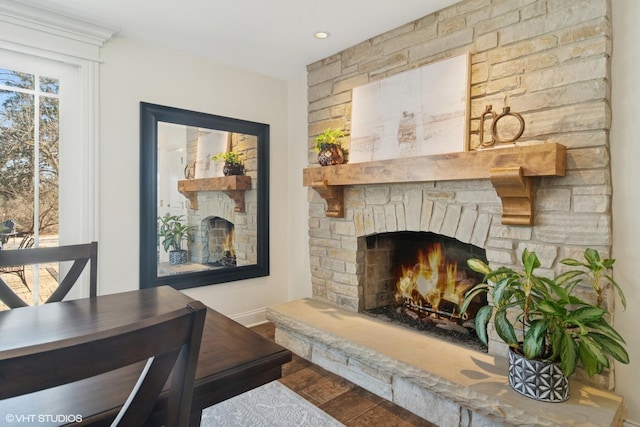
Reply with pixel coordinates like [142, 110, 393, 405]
[361, 231, 488, 352]
[207, 217, 236, 267]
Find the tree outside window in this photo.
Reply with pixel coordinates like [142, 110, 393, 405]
[0, 67, 59, 235]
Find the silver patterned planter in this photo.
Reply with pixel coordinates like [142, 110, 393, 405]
[169, 249, 188, 265]
[508, 347, 569, 402]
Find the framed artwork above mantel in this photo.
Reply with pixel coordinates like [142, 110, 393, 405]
[349, 52, 471, 163]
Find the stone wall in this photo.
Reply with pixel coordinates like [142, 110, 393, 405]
[306, 0, 614, 388]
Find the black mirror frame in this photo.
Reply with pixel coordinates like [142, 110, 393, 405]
[140, 102, 269, 290]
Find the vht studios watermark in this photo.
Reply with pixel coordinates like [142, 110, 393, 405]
[5, 414, 83, 423]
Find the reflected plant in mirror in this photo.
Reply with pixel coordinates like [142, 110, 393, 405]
[212, 150, 245, 176]
[140, 102, 269, 290]
[157, 214, 195, 265]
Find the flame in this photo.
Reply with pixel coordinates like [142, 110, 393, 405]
[224, 227, 235, 257]
[395, 243, 472, 316]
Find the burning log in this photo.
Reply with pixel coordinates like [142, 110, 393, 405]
[433, 317, 470, 335]
[365, 304, 486, 352]
[420, 315, 435, 325]
[405, 309, 420, 321]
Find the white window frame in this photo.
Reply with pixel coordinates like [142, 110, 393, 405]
[0, 1, 115, 298]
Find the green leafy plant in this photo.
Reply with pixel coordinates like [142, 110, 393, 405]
[157, 215, 196, 252]
[314, 128, 345, 152]
[461, 248, 628, 377]
[212, 151, 243, 165]
[561, 248, 626, 308]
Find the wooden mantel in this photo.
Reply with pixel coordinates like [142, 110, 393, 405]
[303, 143, 567, 225]
[178, 175, 252, 211]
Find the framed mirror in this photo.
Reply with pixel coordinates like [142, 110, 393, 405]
[140, 102, 269, 290]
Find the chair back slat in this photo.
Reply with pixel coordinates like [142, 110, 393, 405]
[166, 296, 207, 424]
[0, 242, 98, 307]
[45, 257, 89, 303]
[0, 277, 28, 308]
[0, 300, 206, 427]
[0, 242, 96, 266]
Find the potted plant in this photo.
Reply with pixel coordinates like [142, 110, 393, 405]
[314, 128, 347, 166]
[461, 248, 628, 402]
[212, 151, 245, 176]
[157, 215, 196, 265]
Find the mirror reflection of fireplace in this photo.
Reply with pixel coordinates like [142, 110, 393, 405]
[362, 231, 488, 352]
[207, 217, 236, 267]
[187, 216, 237, 268]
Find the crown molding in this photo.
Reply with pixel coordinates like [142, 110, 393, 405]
[0, 0, 117, 58]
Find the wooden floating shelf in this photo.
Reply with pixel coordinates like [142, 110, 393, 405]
[303, 143, 567, 225]
[178, 175, 252, 212]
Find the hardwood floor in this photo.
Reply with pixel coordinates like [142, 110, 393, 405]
[250, 322, 437, 426]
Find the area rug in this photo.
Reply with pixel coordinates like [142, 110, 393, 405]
[200, 380, 344, 426]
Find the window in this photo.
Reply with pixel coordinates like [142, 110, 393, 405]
[0, 52, 82, 304]
[0, 67, 60, 242]
[0, 50, 85, 305]
[0, 3, 113, 303]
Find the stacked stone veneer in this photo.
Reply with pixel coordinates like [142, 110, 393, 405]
[185, 129, 258, 266]
[305, 0, 616, 390]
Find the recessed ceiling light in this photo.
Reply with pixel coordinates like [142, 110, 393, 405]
[314, 31, 330, 39]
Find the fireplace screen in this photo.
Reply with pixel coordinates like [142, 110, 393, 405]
[362, 232, 488, 350]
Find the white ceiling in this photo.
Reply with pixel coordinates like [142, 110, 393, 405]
[15, 0, 462, 80]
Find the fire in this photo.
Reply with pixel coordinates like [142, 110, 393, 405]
[223, 227, 235, 257]
[396, 243, 473, 318]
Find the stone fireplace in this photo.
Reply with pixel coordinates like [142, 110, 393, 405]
[302, 0, 617, 388]
[306, 172, 615, 380]
[268, 0, 626, 425]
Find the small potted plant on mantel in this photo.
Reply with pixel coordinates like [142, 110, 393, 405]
[461, 248, 628, 403]
[157, 214, 196, 265]
[212, 151, 245, 176]
[314, 128, 347, 166]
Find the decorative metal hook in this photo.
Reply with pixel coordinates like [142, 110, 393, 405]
[184, 161, 196, 179]
[490, 106, 525, 144]
[479, 104, 497, 147]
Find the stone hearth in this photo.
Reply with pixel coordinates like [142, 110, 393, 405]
[267, 299, 625, 427]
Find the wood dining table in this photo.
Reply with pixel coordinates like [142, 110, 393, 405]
[0, 285, 292, 426]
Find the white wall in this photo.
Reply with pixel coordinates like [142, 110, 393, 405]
[611, 1, 640, 425]
[98, 36, 289, 324]
[286, 74, 312, 300]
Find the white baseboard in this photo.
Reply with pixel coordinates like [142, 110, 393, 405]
[625, 419, 640, 427]
[229, 307, 267, 327]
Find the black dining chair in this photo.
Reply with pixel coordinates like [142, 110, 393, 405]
[0, 300, 207, 426]
[0, 219, 16, 245]
[0, 241, 97, 309]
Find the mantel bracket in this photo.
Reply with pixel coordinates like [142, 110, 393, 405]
[223, 191, 246, 213]
[180, 191, 199, 210]
[311, 180, 344, 218]
[490, 166, 534, 226]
